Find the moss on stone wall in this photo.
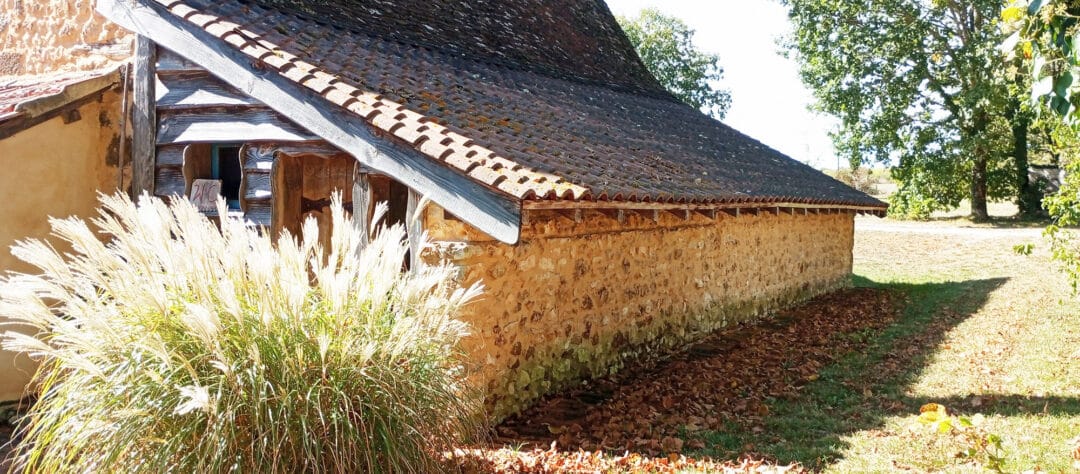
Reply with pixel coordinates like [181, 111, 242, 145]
[426, 207, 855, 420]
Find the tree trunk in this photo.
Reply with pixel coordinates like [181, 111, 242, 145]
[970, 113, 990, 221]
[971, 155, 989, 221]
[1011, 110, 1043, 218]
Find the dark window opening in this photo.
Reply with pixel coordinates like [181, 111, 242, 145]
[213, 145, 243, 210]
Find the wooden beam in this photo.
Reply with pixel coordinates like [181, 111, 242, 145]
[99, 0, 523, 244]
[156, 73, 261, 109]
[0, 85, 115, 141]
[131, 35, 157, 199]
[157, 108, 318, 144]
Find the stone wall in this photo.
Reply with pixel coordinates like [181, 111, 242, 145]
[0, 89, 127, 401]
[425, 206, 855, 419]
[0, 0, 131, 76]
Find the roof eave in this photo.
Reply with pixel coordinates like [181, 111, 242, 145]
[97, 0, 523, 244]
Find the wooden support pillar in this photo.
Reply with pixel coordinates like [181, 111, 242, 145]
[352, 164, 372, 247]
[131, 36, 157, 199]
[406, 189, 424, 270]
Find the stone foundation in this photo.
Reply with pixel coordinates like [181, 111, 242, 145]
[425, 207, 855, 419]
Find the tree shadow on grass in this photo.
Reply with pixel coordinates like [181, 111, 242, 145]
[480, 276, 1070, 472]
[698, 275, 1038, 469]
[921, 215, 1050, 229]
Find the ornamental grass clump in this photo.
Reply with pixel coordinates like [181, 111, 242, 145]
[0, 193, 485, 473]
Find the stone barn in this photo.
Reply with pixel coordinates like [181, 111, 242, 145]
[5, 0, 887, 416]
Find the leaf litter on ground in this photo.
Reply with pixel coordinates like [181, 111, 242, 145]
[448, 287, 903, 473]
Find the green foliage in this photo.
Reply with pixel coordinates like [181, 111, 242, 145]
[917, 404, 1007, 472]
[1043, 158, 1080, 291]
[0, 193, 485, 473]
[617, 9, 731, 119]
[1014, 242, 1036, 255]
[1012, 0, 1080, 122]
[888, 185, 943, 220]
[783, 0, 1017, 219]
[1013, 0, 1080, 290]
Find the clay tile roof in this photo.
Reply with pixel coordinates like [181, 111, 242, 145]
[0, 70, 119, 124]
[148, 0, 887, 209]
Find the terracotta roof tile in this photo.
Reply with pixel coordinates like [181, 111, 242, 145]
[153, 0, 885, 209]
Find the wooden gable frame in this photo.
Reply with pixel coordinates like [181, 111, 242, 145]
[98, 0, 523, 244]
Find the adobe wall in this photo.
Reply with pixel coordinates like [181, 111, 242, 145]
[424, 206, 855, 419]
[0, 89, 126, 401]
[0, 0, 132, 76]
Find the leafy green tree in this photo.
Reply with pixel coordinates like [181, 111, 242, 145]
[618, 9, 732, 119]
[783, 0, 1017, 220]
[1011, 0, 1080, 285]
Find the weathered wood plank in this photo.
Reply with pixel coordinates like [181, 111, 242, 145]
[156, 74, 260, 109]
[407, 189, 424, 270]
[271, 154, 302, 241]
[182, 144, 212, 197]
[156, 46, 202, 73]
[155, 144, 186, 167]
[154, 167, 185, 197]
[275, 142, 351, 160]
[157, 108, 318, 144]
[244, 200, 273, 228]
[243, 144, 277, 171]
[98, 0, 522, 244]
[131, 35, 157, 198]
[352, 166, 371, 246]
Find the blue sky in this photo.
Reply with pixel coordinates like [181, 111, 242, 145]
[604, 0, 842, 170]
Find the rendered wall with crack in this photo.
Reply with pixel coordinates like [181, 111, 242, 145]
[0, 91, 127, 401]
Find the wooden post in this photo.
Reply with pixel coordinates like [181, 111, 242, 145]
[352, 164, 372, 247]
[406, 189, 424, 270]
[131, 36, 157, 199]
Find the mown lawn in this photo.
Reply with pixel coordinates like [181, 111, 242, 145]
[694, 218, 1080, 472]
